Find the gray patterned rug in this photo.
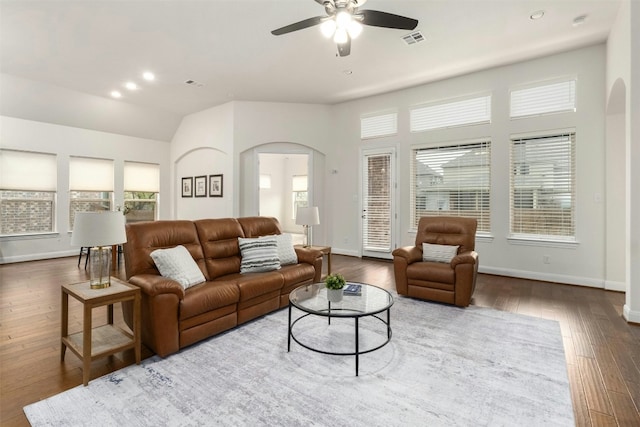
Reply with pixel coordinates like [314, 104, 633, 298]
[24, 295, 574, 426]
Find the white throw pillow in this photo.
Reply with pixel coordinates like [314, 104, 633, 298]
[238, 236, 281, 273]
[264, 233, 298, 265]
[422, 243, 459, 263]
[150, 245, 206, 289]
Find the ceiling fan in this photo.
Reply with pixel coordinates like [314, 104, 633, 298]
[271, 0, 419, 57]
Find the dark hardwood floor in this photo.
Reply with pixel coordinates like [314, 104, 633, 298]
[1, 255, 639, 426]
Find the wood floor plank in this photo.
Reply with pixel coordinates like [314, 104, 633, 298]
[577, 356, 614, 416]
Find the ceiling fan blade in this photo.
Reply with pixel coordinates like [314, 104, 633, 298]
[271, 16, 325, 36]
[359, 9, 418, 30]
[337, 36, 351, 57]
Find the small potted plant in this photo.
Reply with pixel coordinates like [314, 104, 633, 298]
[324, 273, 346, 303]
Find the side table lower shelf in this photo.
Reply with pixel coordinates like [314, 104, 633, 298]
[63, 324, 136, 361]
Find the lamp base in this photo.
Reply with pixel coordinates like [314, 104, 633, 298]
[303, 225, 312, 248]
[89, 246, 111, 289]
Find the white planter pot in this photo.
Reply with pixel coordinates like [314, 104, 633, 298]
[327, 288, 344, 303]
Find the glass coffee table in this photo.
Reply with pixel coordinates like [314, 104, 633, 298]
[287, 282, 393, 376]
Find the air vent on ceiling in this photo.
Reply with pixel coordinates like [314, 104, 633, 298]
[402, 31, 425, 45]
[185, 79, 204, 87]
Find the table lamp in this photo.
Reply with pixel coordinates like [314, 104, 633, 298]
[295, 206, 320, 247]
[71, 211, 127, 289]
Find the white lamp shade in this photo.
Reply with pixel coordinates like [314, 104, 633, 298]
[296, 206, 320, 226]
[71, 212, 127, 247]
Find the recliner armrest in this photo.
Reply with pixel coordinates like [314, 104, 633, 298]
[392, 246, 423, 264]
[128, 274, 186, 299]
[450, 251, 478, 268]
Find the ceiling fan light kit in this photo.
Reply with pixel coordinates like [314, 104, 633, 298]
[271, 0, 418, 57]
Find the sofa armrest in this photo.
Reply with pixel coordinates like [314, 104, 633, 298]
[294, 247, 323, 266]
[391, 246, 423, 265]
[450, 251, 478, 268]
[128, 274, 185, 299]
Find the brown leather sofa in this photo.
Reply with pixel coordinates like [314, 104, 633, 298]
[122, 216, 322, 357]
[392, 216, 478, 307]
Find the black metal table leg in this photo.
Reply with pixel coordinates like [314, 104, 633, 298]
[287, 303, 292, 352]
[355, 316, 359, 376]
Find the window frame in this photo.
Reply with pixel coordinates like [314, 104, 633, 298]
[508, 130, 577, 246]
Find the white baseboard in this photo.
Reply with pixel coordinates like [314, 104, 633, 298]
[623, 305, 640, 323]
[478, 266, 606, 289]
[331, 247, 360, 257]
[0, 250, 78, 264]
[604, 280, 626, 292]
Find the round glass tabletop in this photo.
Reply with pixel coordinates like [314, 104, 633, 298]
[289, 282, 394, 317]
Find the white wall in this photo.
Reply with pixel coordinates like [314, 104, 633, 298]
[0, 116, 171, 263]
[171, 102, 235, 219]
[329, 44, 608, 287]
[606, 0, 640, 322]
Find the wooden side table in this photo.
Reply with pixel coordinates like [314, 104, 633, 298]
[61, 277, 141, 386]
[295, 244, 332, 275]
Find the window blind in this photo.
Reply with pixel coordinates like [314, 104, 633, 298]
[0, 149, 57, 191]
[124, 161, 160, 192]
[410, 140, 491, 232]
[69, 157, 114, 191]
[510, 79, 576, 118]
[410, 95, 491, 132]
[510, 132, 575, 239]
[361, 112, 398, 139]
[292, 175, 307, 192]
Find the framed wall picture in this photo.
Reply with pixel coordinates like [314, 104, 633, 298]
[209, 174, 223, 197]
[194, 175, 207, 197]
[181, 177, 193, 197]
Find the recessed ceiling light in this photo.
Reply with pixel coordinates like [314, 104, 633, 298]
[142, 72, 155, 81]
[530, 10, 545, 20]
[110, 91, 122, 98]
[125, 82, 138, 90]
[573, 14, 588, 27]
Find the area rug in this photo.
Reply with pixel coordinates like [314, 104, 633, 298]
[24, 295, 574, 426]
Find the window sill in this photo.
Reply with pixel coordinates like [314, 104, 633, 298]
[507, 236, 579, 249]
[0, 232, 60, 242]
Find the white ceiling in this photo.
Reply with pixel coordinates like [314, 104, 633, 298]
[0, 0, 621, 117]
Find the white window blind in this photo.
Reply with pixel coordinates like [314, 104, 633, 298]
[363, 153, 392, 252]
[292, 175, 308, 192]
[510, 79, 576, 118]
[410, 95, 491, 132]
[361, 112, 398, 139]
[510, 132, 575, 240]
[410, 140, 491, 232]
[0, 149, 57, 191]
[124, 161, 160, 192]
[69, 157, 114, 191]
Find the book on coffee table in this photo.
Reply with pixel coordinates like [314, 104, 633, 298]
[343, 284, 362, 296]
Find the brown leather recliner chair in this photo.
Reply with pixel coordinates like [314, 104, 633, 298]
[392, 216, 478, 307]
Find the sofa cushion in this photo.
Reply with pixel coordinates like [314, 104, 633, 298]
[238, 236, 281, 273]
[179, 281, 239, 321]
[269, 233, 298, 265]
[150, 245, 206, 289]
[422, 243, 459, 263]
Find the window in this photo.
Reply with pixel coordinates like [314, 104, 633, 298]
[411, 140, 491, 232]
[361, 112, 398, 139]
[0, 149, 57, 235]
[292, 175, 308, 219]
[510, 132, 575, 240]
[124, 162, 159, 223]
[410, 95, 491, 132]
[510, 79, 576, 118]
[69, 157, 114, 229]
